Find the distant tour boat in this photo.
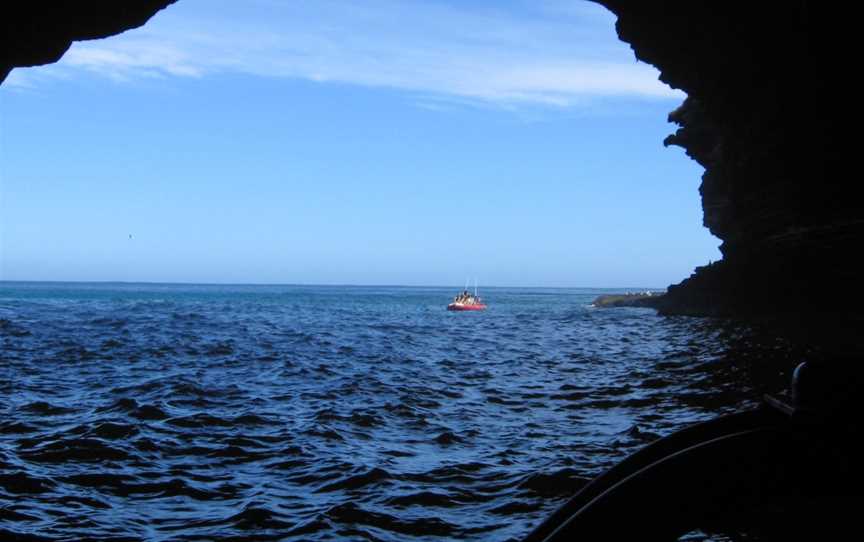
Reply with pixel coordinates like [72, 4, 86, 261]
[447, 283, 486, 311]
[447, 300, 486, 311]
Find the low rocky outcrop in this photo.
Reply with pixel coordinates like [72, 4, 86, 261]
[591, 293, 664, 309]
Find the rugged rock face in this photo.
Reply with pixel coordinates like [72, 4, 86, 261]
[594, 1, 858, 336]
[1, 1, 176, 83]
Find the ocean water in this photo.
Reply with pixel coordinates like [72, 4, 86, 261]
[1, 282, 796, 541]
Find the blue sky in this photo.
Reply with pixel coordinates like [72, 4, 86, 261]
[0, 0, 719, 287]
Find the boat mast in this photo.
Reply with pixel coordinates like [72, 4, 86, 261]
[474, 277, 478, 297]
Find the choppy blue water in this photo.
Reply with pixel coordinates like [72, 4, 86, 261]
[1, 282, 794, 541]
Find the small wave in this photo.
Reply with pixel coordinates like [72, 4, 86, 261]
[489, 500, 544, 515]
[51, 494, 112, 510]
[110, 375, 178, 397]
[596, 385, 633, 396]
[21, 401, 76, 416]
[61, 472, 135, 488]
[95, 397, 138, 413]
[404, 462, 493, 485]
[206, 445, 274, 464]
[19, 438, 131, 463]
[171, 311, 205, 321]
[0, 527, 56, 541]
[580, 399, 624, 409]
[266, 458, 307, 471]
[399, 393, 442, 410]
[145, 345, 177, 358]
[0, 472, 55, 494]
[383, 402, 426, 421]
[165, 413, 234, 429]
[619, 424, 661, 444]
[517, 467, 588, 497]
[382, 448, 415, 458]
[0, 421, 39, 434]
[132, 437, 160, 453]
[384, 490, 459, 508]
[281, 518, 329, 538]
[434, 431, 463, 445]
[146, 478, 233, 500]
[232, 413, 269, 426]
[314, 467, 392, 493]
[222, 436, 267, 448]
[86, 422, 139, 440]
[325, 502, 458, 537]
[63, 473, 230, 501]
[204, 341, 235, 356]
[302, 427, 345, 442]
[54, 345, 99, 361]
[90, 317, 128, 328]
[485, 394, 524, 407]
[313, 408, 382, 428]
[640, 376, 674, 389]
[226, 504, 294, 530]
[132, 404, 169, 421]
[0, 318, 31, 337]
[551, 390, 589, 401]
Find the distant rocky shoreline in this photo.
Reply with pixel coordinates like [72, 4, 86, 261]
[592, 292, 665, 309]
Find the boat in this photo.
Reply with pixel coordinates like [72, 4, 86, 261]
[447, 282, 487, 311]
[447, 300, 487, 311]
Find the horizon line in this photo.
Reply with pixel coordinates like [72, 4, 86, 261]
[0, 279, 667, 291]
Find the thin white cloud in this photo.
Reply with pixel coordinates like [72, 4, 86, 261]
[64, 40, 204, 79]
[3, 70, 36, 89]
[10, 0, 682, 106]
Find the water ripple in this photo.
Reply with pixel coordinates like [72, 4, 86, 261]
[1, 283, 800, 540]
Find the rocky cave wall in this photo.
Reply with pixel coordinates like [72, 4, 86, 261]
[594, 1, 857, 333]
[3, 1, 858, 338]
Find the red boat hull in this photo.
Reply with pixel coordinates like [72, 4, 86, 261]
[447, 303, 487, 311]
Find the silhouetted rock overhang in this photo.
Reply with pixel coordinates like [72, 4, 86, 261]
[1, 0, 176, 83]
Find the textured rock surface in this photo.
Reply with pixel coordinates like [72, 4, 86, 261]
[1, 0, 176, 83]
[594, 1, 858, 333]
[591, 293, 664, 309]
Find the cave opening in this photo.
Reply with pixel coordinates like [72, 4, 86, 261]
[2, 1, 853, 542]
[1, 0, 718, 288]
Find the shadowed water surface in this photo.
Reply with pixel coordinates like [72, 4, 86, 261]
[1, 282, 797, 541]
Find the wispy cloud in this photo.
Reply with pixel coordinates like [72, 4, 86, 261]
[10, 0, 682, 106]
